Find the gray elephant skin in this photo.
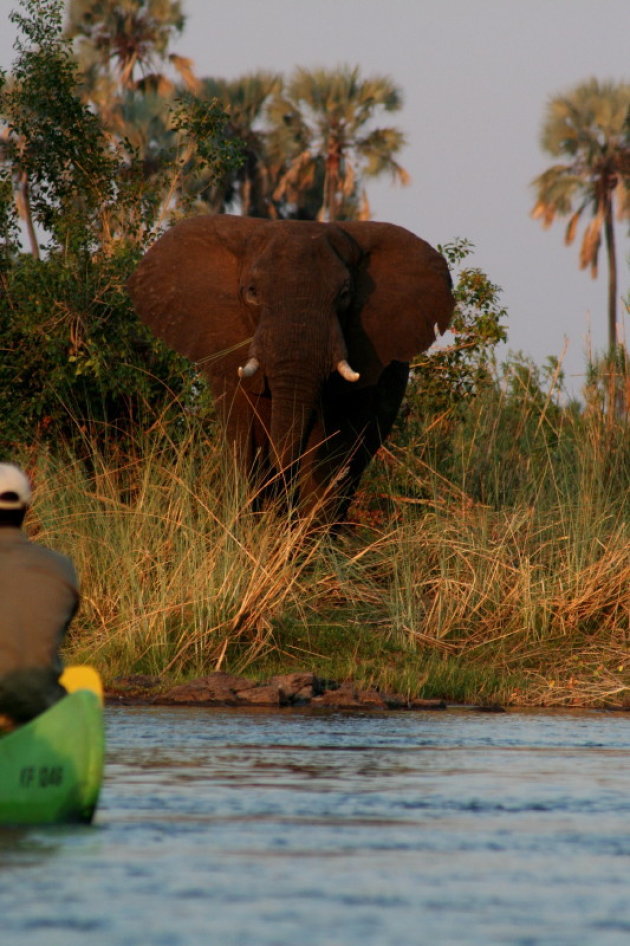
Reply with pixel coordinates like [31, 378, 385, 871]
[127, 214, 454, 522]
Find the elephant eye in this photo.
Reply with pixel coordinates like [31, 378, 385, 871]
[243, 285, 260, 306]
[337, 285, 351, 308]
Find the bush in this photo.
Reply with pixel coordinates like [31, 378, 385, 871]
[0, 244, 210, 450]
[0, 1, 243, 453]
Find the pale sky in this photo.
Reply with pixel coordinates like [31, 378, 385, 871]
[2, 0, 629, 398]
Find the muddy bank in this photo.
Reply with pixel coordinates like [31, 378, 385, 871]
[105, 671, 464, 711]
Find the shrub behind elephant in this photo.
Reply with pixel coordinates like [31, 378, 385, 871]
[128, 214, 454, 522]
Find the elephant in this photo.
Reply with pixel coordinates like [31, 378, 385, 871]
[127, 214, 454, 522]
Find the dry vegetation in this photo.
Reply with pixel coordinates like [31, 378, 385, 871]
[21, 375, 629, 709]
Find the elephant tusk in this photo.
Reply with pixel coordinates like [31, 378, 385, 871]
[238, 357, 260, 379]
[337, 359, 360, 383]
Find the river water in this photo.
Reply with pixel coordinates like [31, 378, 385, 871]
[1, 706, 630, 945]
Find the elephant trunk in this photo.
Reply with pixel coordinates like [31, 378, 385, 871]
[240, 305, 360, 480]
[269, 379, 318, 476]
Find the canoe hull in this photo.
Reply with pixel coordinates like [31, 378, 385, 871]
[0, 689, 104, 825]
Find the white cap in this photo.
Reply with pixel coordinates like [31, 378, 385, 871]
[0, 463, 32, 509]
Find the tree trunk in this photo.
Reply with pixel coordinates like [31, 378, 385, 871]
[18, 173, 39, 261]
[603, 194, 617, 354]
[324, 136, 341, 222]
[603, 194, 626, 419]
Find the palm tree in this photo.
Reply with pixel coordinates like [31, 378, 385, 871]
[531, 78, 630, 354]
[267, 65, 409, 221]
[64, 0, 204, 236]
[65, 0, 193, 95]
[200, 72, 282, 216]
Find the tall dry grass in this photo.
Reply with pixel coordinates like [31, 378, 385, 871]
[371, 367, 629, 705]
[20, 375, 630, 706]
[25, 419, 355, 679]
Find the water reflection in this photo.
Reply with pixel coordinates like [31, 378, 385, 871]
[1, 706, 630, 945]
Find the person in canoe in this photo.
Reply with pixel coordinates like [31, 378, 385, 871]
[0, 463, 79, 728]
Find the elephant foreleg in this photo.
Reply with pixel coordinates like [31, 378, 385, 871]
[305, 360, 410, 523]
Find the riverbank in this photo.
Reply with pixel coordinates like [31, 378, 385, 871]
[106, 671, 450, 711]
[105, 670, 630, 712]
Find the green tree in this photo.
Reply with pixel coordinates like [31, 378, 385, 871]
[198, 72, 282, 216]
[64, 0, 242, 231]
[0, 0, 241, 449]
[403, 238, 508, 422]
[0, 95, 40, 259]
[1, 0, 122, 254]
[531, 78, 630, 354]
[63, 0, 194, 201]
[267, 65, 409, 221]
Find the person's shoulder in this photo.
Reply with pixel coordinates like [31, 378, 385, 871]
[27, 540, 78, 585]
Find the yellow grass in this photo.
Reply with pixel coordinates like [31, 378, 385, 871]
[20, 397, 629, 707]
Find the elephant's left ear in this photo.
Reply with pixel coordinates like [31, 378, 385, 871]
[338, 221, 455, 384]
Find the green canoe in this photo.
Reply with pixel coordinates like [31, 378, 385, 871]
[0, 676, 105, 826]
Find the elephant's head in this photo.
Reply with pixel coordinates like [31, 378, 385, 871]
[232, 220, 364, 469]
[128, 214, 454, 495]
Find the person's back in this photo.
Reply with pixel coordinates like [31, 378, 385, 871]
[0, 464, 79, 724]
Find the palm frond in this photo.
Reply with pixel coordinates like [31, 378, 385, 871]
[531, 200, 556, 229]
[579, 213, 603, 276]
[168, 54, 200, 94]
[564, 208, 582, 245]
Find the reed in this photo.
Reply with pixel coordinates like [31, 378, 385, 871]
[27, 423, 329, 678]
[21, 375, 629, 707]
[370, 369, 629, 706]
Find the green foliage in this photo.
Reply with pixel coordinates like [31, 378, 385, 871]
[394, 238, 508, 473]
[2, 0, 119, 253]
[373, 234, 606, 514]
[14, 5, 409, 224]
[0, 174, 20, 264]
[445, 355, 570, 507]
[148, 65, 409, 221]
[169, 93, 245, 211]
[0, 244, 205, 449]
[584, 344, 630, 419]
[381, 338, 629, 518]
[0, 0, 239, 449]
[422, 238, 508, 402]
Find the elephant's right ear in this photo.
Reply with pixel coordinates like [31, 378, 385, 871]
[128, 214, 268, 385]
